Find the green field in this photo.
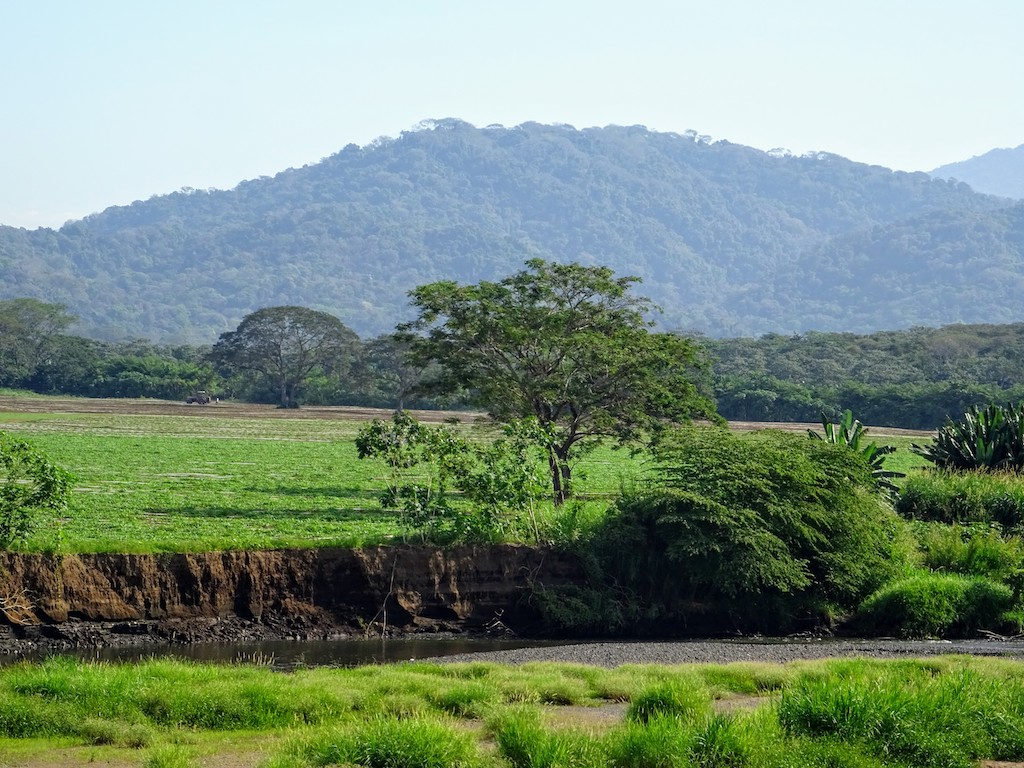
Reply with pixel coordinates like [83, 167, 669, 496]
[0, 406, 646, 553]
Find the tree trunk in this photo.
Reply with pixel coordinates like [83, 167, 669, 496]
[548, 447, 573, 506]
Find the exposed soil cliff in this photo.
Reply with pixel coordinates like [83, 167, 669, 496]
[0, 546, 582, 652]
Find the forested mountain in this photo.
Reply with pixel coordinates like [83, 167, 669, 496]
[931, 144, 1024, 200]
[1, 119, 1020, 343]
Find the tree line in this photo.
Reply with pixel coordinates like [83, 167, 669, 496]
[5, 283, 1024, 430]
[0, 298, 435, 410]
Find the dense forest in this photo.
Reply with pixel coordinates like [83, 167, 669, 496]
[2, 119, 1021, 343]
[4, 298, 1023, 430]
[707, 322, 1024, 429]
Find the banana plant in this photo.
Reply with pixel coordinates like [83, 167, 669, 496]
[809, 410, 904, 493]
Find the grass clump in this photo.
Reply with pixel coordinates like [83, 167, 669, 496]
[142, 744, 201, 768]
[490, 707, 604, 768]
[626, 677, 710, 725]
[290, 715, 481, 768]
[912, 521, 1024, 579]
[778, 667, 1024, 767]
[853, 570, 1014, 637]
[896, 470, 1024, 530]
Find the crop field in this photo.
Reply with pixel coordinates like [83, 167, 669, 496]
[0, 396, 647, 553]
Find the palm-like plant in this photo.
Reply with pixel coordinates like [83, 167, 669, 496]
[912, 403, 1024, 471]
[809, 410, 904, 493]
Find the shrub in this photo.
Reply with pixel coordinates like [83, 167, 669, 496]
[808, 409, 904, 494]
[554, 428, 913, 633]
[0, 431, 74, 548]
[852, 571, 1013, 638]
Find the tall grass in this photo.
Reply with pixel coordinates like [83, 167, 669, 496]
[897, 470, 1024, 529]
[3, 655, 1024, 767]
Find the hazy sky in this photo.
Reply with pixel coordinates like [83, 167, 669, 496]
[4, 1, 1022, 229]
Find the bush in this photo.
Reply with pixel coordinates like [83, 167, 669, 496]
[852, 571, 1014, 638]
[0, 431, 73, 548]
[553, 428, 913, 634]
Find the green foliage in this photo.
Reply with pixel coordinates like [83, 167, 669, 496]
[913, 402, 1024, 470]
[211, 306, 359, 408]
[626, 678, 711, 725]
[711, 323, 1024, 430]
[293, 716, 481, 768]
[142, 745, 200, 768]
[6, 656, 1024, 767]
[618, 429, 906, 623]
[0, 299, 76, 389]
[1, 121, 1007, 346]
[853, 571, 1014, 638]
[536, 428, 911, 634]
[778, 666, 1024, 767]
[0, 432, 73, 548]
[491, 706, 604, 768]
[356, 411, 550, 543]
[401, 258, 719, 503]
[912, 522, 1024, 581]
[603, 714, 695, 768]
[808, 409, 904, 493]
[895, 470, 1024, 529]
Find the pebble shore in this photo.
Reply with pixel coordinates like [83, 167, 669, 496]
[426, 638, 1024, 667]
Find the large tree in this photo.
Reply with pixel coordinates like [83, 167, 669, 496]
[400, 259, 719, 503]
[0, 299, 77, 388]
[211, 306, 359, 408]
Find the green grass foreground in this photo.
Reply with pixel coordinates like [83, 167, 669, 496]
[0, 407, 638, 553]
[0, 655, 1023, 767]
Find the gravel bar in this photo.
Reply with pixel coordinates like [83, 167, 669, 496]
[424, 639, 1024, 667]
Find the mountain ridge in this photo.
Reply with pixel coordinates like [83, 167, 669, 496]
[1, 119, 1018, 343]
[931, 144, 1024, 200]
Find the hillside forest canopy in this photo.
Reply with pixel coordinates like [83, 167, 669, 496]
[2, 120, 1024, 344]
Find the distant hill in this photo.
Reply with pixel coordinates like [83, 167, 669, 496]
[931, 144, 1024, 199]
[0, 119, 1019, 343]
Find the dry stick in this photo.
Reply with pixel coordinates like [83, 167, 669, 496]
[364, 555, 399, 639]
[0, 589, 37, 626]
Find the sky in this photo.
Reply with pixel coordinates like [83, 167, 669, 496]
[3, 0, 1023, 229]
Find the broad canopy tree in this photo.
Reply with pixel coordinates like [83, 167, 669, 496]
[0, 299, 77, 388]
[211, 306, 358, 408]
[400, 259, 719, 504]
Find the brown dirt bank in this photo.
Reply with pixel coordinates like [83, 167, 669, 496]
[0, 546, 580, 656]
